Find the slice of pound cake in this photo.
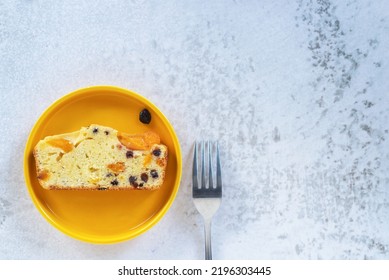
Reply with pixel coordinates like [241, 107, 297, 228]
[33, 124, 168, 190]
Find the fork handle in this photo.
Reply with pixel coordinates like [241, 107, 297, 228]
[204, 219, 212, 260]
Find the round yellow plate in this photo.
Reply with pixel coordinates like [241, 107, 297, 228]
[24, 86, 182, 243]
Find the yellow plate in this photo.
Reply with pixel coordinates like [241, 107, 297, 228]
[23, 86, 182, 243]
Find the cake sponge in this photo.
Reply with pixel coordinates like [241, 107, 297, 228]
[33, 124, 168, 190]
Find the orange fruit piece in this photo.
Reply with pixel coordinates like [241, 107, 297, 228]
[107, 162, 125, 174]
[143, 131, 160, 146]
[117, 133, 147, 150]
[47, 138, 74, 153]
[117, 131, 160, 150]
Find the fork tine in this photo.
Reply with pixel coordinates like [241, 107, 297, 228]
[216, 141, 222, 192]
[201, 141, 206, 189]
[208, 141, 214, 189]
[192, 141, 198, 189]
[192, 141, 222, 260]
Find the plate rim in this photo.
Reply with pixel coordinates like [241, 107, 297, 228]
[23, 85, 182, 244]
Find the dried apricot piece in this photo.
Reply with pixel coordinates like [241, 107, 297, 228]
[117, 131, 160, 150]
[47, 138, 74, 152]
[143, 131, 160, 146]
[117, 132, 148, 150]
[143, 154, 152, 167]
[107, 162, 125, 173]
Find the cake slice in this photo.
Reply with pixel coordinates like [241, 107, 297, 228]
[33, 124, 168, 190]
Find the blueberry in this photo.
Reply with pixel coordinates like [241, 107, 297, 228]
[139, 109, 151, 124]
[141, 173, 148, 183]
[152, 148, 161, 157]
[150, 170, 158, 179]
[126, 150, 134, 158]
[129, 176, 137, 187]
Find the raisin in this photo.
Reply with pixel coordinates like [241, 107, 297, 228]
[150, 170, 158, 179]
[139, 183, 144, 187]
[111, 179, 118, 186]
[92, 128, 99, 134]
[106, 173, 113, 177]
[141, 173, 148, 183]
[126, 150, 134, 158]
[139, 109, 151, 124]
[152, 148, 161, 157]
[129, 176, 137, 186]
[104, 130, 109, 135]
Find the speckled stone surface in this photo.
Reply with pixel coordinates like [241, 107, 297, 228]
[0, 0, 388, 259]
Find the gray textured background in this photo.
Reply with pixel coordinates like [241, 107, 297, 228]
[0, 0, 388, 259]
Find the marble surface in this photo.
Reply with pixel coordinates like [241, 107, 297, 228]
[0, 0, 388, 259]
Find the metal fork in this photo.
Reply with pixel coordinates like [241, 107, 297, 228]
[192, 141, 222, 260]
